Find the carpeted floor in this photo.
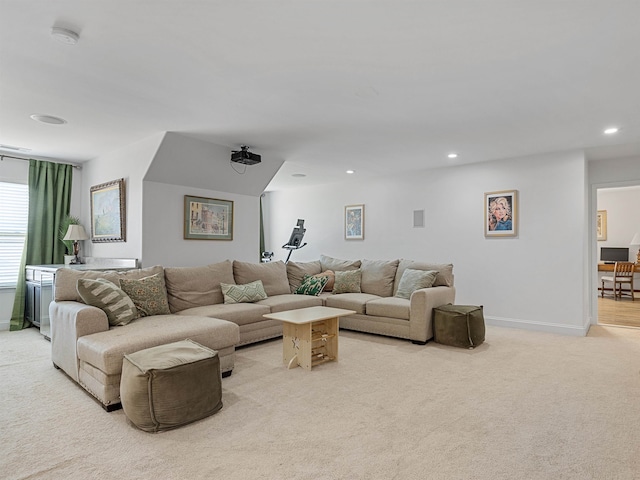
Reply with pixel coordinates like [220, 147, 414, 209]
[1, 324, 640, 480]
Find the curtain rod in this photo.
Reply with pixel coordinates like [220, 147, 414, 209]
[0, 153, 82, 169]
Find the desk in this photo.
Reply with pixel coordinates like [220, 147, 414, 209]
[597, 263, 640, 272]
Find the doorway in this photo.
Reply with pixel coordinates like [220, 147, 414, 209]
[596, 185, 640, 328]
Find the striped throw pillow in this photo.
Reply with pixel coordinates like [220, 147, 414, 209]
[77, 278, 139, 326]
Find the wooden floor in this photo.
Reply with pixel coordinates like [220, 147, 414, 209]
[598, 294, 640, 328]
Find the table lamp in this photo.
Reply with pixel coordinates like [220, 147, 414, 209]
[631, 232, 640, 264]
[63, 224, 89, 264]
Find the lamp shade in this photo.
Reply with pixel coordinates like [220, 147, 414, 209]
[63, 224, 89, 241]
[631, 232, 640, 246]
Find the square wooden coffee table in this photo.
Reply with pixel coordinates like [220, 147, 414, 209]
[263, 306, 355, 371]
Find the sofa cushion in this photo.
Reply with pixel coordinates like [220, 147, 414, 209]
[365, 297, 410, 320]
[394, 260, 454, 293]
[119, 274, 171, 317]
[360, 259, 399, 297]
[55, 265, 164, 303]
[177, 303, 271, 327]
[286, 260, 322, 293]
[220, 280, 268, 304]
[164, 260, 235, 312]
[296, 275, 329, 296]
[233, 260, 290, 296]
[257, 294, 323, 313]
[76, 315, 239, 376]
[319, 254, 361, 272]
[76, 278, 139, 326]
[325, 292, 380, 314]
[313, 270, 335, 291]
[333, 269, 362, 294]
[395, 269, 438, 299]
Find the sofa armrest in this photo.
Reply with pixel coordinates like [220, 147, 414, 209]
[409, 286, 456, 343]
[50, 301, 109, 382]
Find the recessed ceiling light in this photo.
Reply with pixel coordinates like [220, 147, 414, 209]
[30, 114, 67, 125]
[447, 153, 458, 159]
[291, 173, 306, 178]
[346, 170, 355, 174]
[604, 127, 619, 135]
[51, 27, 79, 45]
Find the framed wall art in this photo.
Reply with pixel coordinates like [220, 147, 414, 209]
[184, 195, 233, 240]
[345, 204, 364, 240]
[484, 190, 517, 237]
[90, 178, 126, 242]
[596, 210, 607, 241]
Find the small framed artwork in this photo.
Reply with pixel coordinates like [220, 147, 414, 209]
[184, 195, 233, 240]
[485, 190, 518, 237]
[90, 178, 126, 242]
[596, 210, 607, 241]
[345, 204, 364, 240]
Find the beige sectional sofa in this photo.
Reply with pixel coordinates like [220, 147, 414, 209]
[50, 256, 455, 410]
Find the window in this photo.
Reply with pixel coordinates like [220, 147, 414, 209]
[0, 182, 28, 288]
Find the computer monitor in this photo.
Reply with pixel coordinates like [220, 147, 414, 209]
[600, 247, 629, 263]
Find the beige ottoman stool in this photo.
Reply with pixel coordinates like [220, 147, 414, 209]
[120, 339, 222, 432]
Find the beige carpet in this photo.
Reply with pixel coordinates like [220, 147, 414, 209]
[1, 325, 640, 480]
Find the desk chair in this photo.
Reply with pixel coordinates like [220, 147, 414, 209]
[601, 262, 635, 300]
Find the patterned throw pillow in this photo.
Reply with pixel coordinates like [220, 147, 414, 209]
[312, 270, 335, 291]
[296, 275, 329, 296]
[395, 269, 438, 299]
[220, 280, 268, 304]
[119, 273, 171, 317]
[77, 278, 139, 326]
[332, 269, 362, 294]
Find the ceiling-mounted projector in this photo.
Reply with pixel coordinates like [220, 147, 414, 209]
[231, 145, 261, 165]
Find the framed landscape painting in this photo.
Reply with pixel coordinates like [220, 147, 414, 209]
[484, 190, 517, 237]
[345, 204, 364, 240]
[184, 195, 233, 240]
[90, 178, 126, 242]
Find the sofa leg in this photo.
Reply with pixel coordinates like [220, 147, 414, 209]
[222, 370, 232, 378]
[411, 340, 429, 345]
[104, 403, 122, 413]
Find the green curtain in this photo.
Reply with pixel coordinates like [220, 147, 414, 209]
[10, 160, 73, 331]
[259, 194, 265, 259]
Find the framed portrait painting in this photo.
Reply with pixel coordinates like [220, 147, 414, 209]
[345, 204, 364, 240]
[90, 178, 126, 242]
[184, 195, 233, 240]
[596, 210, 607, 241]
[485, 190, 517, 237]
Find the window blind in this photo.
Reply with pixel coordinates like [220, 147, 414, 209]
[0, 182, 28, 287]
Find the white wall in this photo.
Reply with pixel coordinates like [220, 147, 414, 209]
[80, 133, 165, 262]
[0, 157, 83, 330]
[597, 186, 640, 261]
[142, 181, 261, 267]
[267, 150, 589, 335]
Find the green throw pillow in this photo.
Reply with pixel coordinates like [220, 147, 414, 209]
[119, 273, 171, 317]
[77, 278, 139, 326]
[332, 269, 362, 294]
[220, 280, 268, 304]
[395, 269, 438, 299]
[296, 275, 329, 296]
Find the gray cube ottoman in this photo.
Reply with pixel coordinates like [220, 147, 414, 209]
[433, 304, 485, 349]
[120, 339, 223, 432]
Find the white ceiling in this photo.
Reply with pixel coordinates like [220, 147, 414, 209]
[1, 1, 639, 191]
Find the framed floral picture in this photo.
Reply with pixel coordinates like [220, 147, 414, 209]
[90, 178, 126, 242]
[596, 210, 607, 241]
[485, 190, 517, 237]
[184, 195, 233, 240]
[345, 204, 364, 240]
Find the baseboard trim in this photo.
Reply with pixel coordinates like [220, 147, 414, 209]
[485, 316, 590, 337]
[0, 320, 9, 332]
